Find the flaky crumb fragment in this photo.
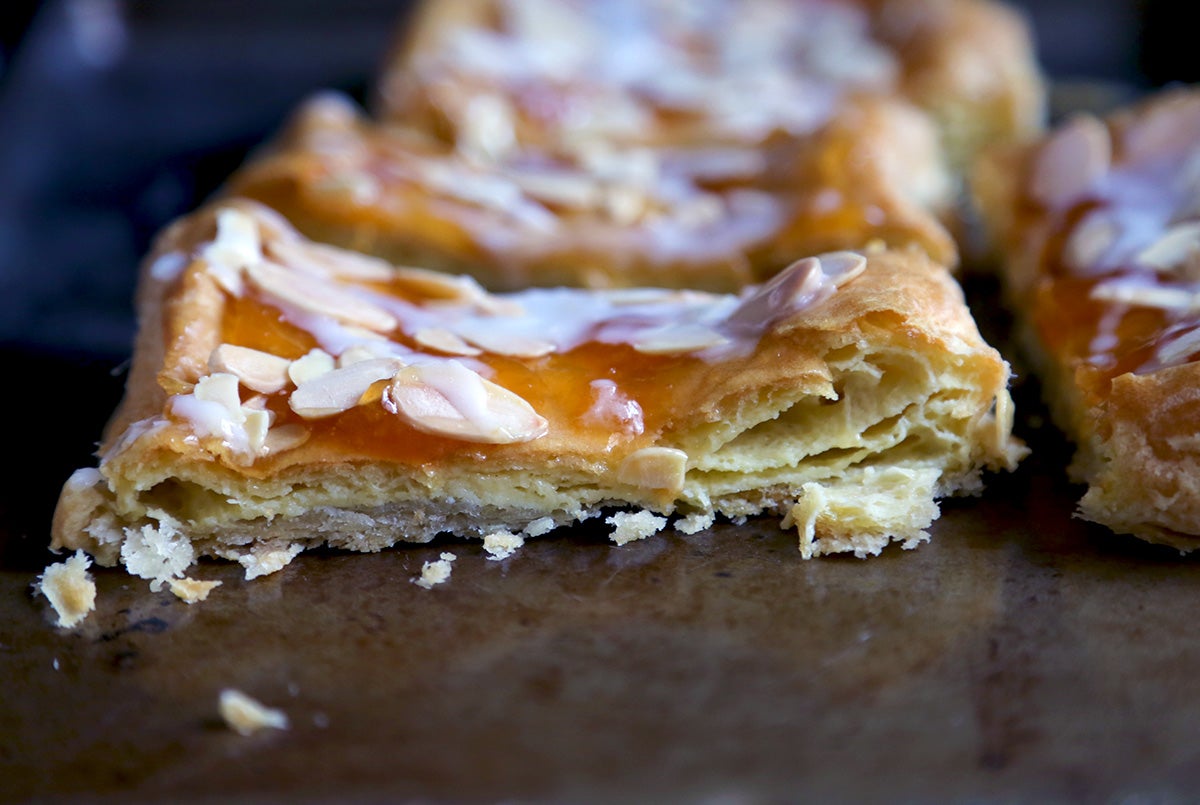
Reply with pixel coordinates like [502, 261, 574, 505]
[36, 550, 97, 629]
[414, 552, 457, 588]
[606, 510, 668, 546]
[168, 577, 223, 604]
[482, 531, 525, 561]
[219, 688, 289, 736]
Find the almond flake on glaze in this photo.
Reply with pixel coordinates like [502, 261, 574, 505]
[289, 357, 404, 419]
[246, 260, 397, 333]
[208, 344, 292, 394]
[384, 361, 547, 444]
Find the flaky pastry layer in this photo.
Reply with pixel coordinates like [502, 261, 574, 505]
[974, 88, 1200, 549]
[52, 200, 1022, 584]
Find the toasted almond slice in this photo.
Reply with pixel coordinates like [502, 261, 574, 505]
[815, 251, 868, 286]
[289, 357, 403, 419]
[603, 185, 649, 226]
[1090, 281, 1200, 311]
[246, 260, 397, 333]
[510, 169, 602, 209]
[414, 327, 483, 356]
[1136, 221, 1200, 271]
[208, 344, 292, 394]
[632, 323, 730, 355]
[1065, 211, 1121, 271]
[672, 195, 723, 229]
[201, 208, 261, 274]
[726, 256, 827, 332]
[458, 329, 556, 358]
[288, 349, 336, 386]
[617, 447, 688, 494]
[384, 361, 548, 444]
[193, 373, 245, 422]
[1030, 115, 1111, 208]
[338, 345, 389, 367]
[393, 266, 489, 303]
[243, 407, 272, 454]
[262, 424, 310, 455]
[461, 93, 517, 163]
[266, 236, 394, 282]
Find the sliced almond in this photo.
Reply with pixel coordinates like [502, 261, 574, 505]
[337, 345, 386, 367]
[510, 169, 602, 209]
[266, 236, 394, 282]
[384, 361, 548, 444]
[394, 266, 490, 303]
[201, 208, 262, 277]
[414, 327, 483, 356]
[726, 256, 829, 332]
[458, 329, 556, 358]
[288, 349, 336, 386]
[617, 447, 688, 494]
[243, 407, 273, 454]
[1029, 115, 1111, 208]
[208, 344, 292, 394]
[603, 184, 649, 226]
[1090, 281, 1200, 312]
[815, 251, 868, 286]
[289, 357, 403, 419]
[193, 373, 245, 422]
[1156, 326, 1200, 367]
[1065, 211, 1120, 271]
[461, 93, 517, 163]
[1135, 222, 1200, 272]
[246, 260, 397, 333]
[632, 323, 730, 355]
[262, 424, 310, 456]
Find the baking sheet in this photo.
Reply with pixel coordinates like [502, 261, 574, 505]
[4, 2, 1200, 801]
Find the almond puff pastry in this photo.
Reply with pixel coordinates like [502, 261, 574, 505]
[51, 201, 1023, 584]
[228, 90, 957, 294]
[974, 88, 1200, 549]
[377, 0, 1044, 177]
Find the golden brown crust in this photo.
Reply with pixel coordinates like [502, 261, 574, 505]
[52, 200, 1021, 580]
[974, 87, 1200, 549]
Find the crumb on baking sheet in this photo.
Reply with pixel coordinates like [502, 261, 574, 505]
[218, 688, 289, 736]
[483, 531, 525, 561]
[607, 510, 668, 546]
[36, 550, 97, 629]
[414, 552, 457, 588]
[168, 577, 222, 604]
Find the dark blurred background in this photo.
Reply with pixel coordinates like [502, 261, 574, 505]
[0, 0, 1192, 361]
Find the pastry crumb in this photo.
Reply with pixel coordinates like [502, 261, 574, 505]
[36, 551, 96, 629]
[218, 688, 289, 736]
[522, 516, 556, 537]
[237, 543, 303, 580]
[168, 577, 222, 604]
[483, 531, 525, 561]
[414, 552, 457, 588]
[607, 510, 668, 546]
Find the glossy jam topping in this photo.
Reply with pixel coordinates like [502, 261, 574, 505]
[165, 207, 866, 467]
[1025, 103, 1200, 392]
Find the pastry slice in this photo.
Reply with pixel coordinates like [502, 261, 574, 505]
[226, 92, 956, 293]
[51, 200, 1022, 584]
[375, 0, 1043, 173]
[974, 88, 1200, 548]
